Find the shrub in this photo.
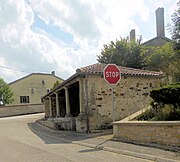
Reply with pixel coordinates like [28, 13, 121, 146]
[136, 82, 180, 121]
[150, 82, 180, 108]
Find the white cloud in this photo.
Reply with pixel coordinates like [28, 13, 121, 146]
[30, 0, 150, 43]
[0, 0, 73, 82]
[31, 0, 101, 40]
[0, 0, 178, 83]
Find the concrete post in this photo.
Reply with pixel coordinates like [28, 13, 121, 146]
[48, 96, 52, 117]
[64, 87, 71, 117]
[55, 92, 60, 117]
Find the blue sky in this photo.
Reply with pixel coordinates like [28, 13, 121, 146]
[0, 0, 178, 83]
[31, 13, 74, 44]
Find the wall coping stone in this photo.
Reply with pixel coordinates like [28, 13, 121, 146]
[3, 103, 43, 108]
[113, 121, 180, 126]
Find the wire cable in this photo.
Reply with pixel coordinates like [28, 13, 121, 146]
[0, 65, 49, 74]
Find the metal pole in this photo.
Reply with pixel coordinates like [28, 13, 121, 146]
[112, 85, 115, 122]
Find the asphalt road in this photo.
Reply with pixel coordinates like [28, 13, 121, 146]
[0, 114, 153, 162]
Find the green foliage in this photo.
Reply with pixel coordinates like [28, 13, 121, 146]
[97, 38, 144, 69]
[136, 108, 155, 121]
[150, 82, 180, 107]
[136, 83, 180, 121]
[143, 43, 175, 71]
[136, 103, 180, 121]
[143, 43, 180, 82]
[0, 78, 13, 104]
[52, 80, 61, 89]
[151, 104, 180, 121]
[168, 1, 180, 51]
[97, 3, 180, 83]
[144, 1, 180, 82]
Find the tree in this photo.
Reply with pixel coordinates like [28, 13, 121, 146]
[144, 2, 180, 83]
[52, 80, 61, 89]
[97, 38, 144, 69]
[143, 43, 180, 82]
[0, 78, 13, 105]
[168, 2, 180, 51]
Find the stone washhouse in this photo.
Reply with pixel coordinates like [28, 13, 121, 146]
[42, 63, 163, 133]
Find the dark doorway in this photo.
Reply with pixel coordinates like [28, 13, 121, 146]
[59, 89, 66, 117]
[69, 82, 80, 117]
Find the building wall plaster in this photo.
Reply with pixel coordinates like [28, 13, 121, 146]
[87, 75, 161, 131]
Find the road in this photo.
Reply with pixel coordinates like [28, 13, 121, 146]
[0, 114, 153, 162]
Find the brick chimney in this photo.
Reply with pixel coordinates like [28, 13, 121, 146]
[51, 71, 55, 75]
[130, 29, 136, 41]
[156, 7, 165, 37]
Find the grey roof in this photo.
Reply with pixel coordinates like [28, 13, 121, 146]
[143, 36, 172, 46]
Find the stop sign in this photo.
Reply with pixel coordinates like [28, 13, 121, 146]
[103, 64, 121, 85]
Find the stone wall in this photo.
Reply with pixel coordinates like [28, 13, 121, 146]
[113, 121, 180, 147]
[0, 104, 44, 117]
[87, 75, 161, 131]
[38, 119, 57, 130]
[39, 117, 76, 131]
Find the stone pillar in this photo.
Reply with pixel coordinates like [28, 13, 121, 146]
[44, 98, 50, 118]
[76, 79, 87, 133]
[55, 92, 60, 117]
[48, 96, 52, 117]
[64, 87, 71, 117]
[79, 79, 85, 116]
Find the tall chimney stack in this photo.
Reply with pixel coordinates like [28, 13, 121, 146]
[156, 7, 165, 37]
[51, 71, 55, 75]
[130, 29, 136, 41]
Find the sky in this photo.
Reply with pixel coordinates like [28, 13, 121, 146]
[0, 0, 179, 83]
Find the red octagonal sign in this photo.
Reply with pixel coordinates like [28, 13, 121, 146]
[103, 64, 121, 85]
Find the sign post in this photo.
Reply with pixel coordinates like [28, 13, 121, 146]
[112, 85, 115, 122]
[103, 64, 121, 122]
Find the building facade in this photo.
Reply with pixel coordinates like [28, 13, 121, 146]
[9, 72, 64, 105]
[42, 63, 163, 132]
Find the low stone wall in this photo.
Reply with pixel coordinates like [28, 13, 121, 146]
[39, 117, 76, 131]
[113, 121, 180, 147]
[38, 119, 57, 130]
[0, 103, 44, 117]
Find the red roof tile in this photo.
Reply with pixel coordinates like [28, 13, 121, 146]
[77, 63, 163, 77]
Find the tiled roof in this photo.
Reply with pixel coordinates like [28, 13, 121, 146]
[77, 63, 163, 77]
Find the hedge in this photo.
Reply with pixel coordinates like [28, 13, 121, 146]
[150, 82, 180, 107]
[136, 82, 180, 121]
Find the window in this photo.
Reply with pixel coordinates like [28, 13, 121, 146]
[20, 96, 29, 103]
[42, 80, 45, 85]
[31, 88, 34, 94]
